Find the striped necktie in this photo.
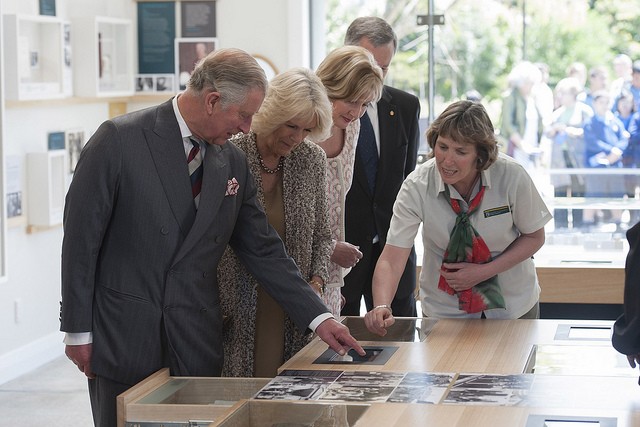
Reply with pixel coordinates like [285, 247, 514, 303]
[188, 137, 203, 208]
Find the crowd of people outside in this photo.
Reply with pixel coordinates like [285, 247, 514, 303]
[494, 55, 640, 232]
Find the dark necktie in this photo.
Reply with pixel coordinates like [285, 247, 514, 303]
[356, 112, 378, 194]
[188, 137, 203, 208]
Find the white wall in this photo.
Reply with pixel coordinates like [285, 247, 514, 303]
[0, 0, 309, 385]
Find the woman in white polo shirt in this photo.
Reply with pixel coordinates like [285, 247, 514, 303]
[365, 100, 552, 334]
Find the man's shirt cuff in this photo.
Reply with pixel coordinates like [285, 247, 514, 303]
[309, 312, 334, 332]
[64, 332, 92, 345]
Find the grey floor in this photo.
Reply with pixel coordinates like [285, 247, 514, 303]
[0, 355, 94, 426]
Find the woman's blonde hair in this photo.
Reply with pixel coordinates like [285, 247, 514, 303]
[251, 68, 333, 142]
[316, 46, 383, 104]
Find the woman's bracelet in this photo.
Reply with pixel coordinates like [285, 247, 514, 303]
[374, 304, 392, 315]
[309, 279, 325, 297]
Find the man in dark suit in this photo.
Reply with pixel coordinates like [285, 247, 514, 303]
[60, 48, 363, 427]
[342, 17, 421, 317]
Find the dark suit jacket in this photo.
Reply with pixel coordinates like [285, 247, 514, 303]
[344, 86, 420, 313]
[612, 221, 640, 355]
[60, 100, 328, 385]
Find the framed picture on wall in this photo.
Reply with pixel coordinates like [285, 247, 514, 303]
[6, 155, 23, 220]
[181, 1, 216, 37]
[135, 75, 155, 93]
[135, 74, 176, 94]
[66, 128, 85, 174]
[155, 74, 175, 93]
[175, 38, 217, 91]
[39, 0, 56, 16]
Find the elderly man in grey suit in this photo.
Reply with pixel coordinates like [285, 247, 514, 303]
[342, 17, 421, 317]
[60, 48, 364, 427]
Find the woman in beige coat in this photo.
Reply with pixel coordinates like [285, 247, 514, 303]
[218, 68, 334, 377]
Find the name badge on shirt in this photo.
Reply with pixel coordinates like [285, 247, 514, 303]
[484, 205, 510, 218]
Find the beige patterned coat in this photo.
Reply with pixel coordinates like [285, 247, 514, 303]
[218, 132, 332, 377]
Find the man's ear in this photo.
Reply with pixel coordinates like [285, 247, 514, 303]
[205, 91, 221, 113]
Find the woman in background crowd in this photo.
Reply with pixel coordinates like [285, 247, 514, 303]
[499, 61, 544, 173]
[545, 77, 592, 229]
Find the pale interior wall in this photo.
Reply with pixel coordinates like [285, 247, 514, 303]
[0, 0, 310, 384]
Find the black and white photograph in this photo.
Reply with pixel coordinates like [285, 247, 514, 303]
[135, 75, 154, 93]
[320, 370, 403, 402]
[155, 74, 174, 92]
[398, 372, 456, 388]
[278, 370, 343, 380]
[335, 370, 405, 387]
[443, 374, 534, 406]
[30, 51, 39, 69]
[387, 385, 442, 404]
[387, 372, 455, 404]
[6, 155, 23, 219]
[66, 129, 85, 173]
[320, 383, 396, 403]
[62, 23, 72, 96]
[254, 370, 339, 401]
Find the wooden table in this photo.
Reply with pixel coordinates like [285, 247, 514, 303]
[279, 318, 617, 374]
[119, 319, 640, 427]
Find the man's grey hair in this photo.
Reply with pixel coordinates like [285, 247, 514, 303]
[188, 48, 268, 107]
[344, 16, 397, 52]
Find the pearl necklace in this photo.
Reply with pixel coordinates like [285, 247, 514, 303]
[258, 152, 284, 174]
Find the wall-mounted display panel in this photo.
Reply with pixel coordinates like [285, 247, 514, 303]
[27, 150, 66, 228]
[3, 14, 67, 101]
[73, 16, 134, 97]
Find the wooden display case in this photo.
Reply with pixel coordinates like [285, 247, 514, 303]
[280, 319, 617, 375]
[3, 14, 67, 100]
[209, 400, 370, 426]
[117, 369, 270, 427]
[120, 319, 640, 427]
[73, 16, 134, 97]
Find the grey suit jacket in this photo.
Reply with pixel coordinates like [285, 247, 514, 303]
[60, 99, 329, 385]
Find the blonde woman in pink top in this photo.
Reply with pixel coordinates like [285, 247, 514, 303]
[315, 46, 384, 316]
